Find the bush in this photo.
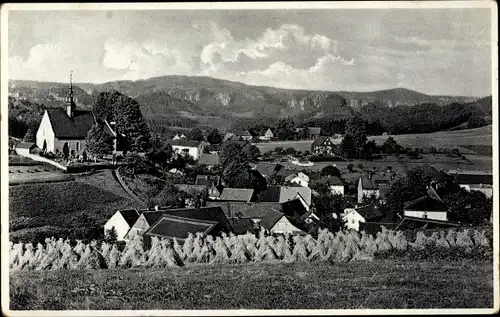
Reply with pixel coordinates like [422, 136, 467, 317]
[309, 155, 346, 162]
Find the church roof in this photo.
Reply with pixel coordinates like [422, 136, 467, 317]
[47, 108, 95, 139]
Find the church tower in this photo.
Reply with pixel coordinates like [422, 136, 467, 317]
[66, 71, 76, 118]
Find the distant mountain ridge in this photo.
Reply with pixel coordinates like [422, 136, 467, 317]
[8, 76, 482, 120]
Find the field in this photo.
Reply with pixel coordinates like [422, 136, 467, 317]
[9, 259, 493, 310]
[254, 125, 493, 155]
[9, 170, 144, 243]
[9, 166, 74, 185]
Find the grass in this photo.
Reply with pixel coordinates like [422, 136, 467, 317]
[9, 170, 144, 243]
[9, 259, 493, 310]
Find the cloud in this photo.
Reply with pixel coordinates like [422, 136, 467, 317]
[102, 38, 194, 80]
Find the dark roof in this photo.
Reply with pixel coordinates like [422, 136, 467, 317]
[144, 215, 220, 240]
[275, 168, 297, 178]
[311, 136, 329, 147]
[198, 153, 220, 166]
[281, 198, 307, 218]
[308, 127, 321, 135]
[359, 173, 391, 190]
[118, 209, 140, 227]
[204, 144, 220, 152]
[318, 176, 344, 186]
[159, 206, 233, 232]
[228, 217, 257, 234]
[355, 205, 383, 221]
[258, 186, 281, 202]
[218, 188, 254, 202]
[47, 109, 95, 139]
[260, 209, 285, 230]
[195, 175, 220, 186]
[244, 202, 282, 218]
[419, 164, 449, 182]
[16, 142, 36, 149]
[233, 130, 252, 137]
[454, 173, 493, 185]
[255, 162, 283, 177]
[395, 216, 460, 230]
[142, 211, 166, 226]
[168, 139, 202, 147]
[206, 201, 281, 219]
[403, 195, 448, 212]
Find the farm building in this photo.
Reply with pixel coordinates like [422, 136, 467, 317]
[258, 186, 312, 210]
[343, 205, 383, 231]
[233, 130, 253, 141]
[172, 133, 187, 140]
[260, 209, 304, 234]
[403, 187, 448, 221]
[104, 208, 141, 241]
[311, 136, 335, 155]
[195, 175, 221, 187]
[308, 127, 321, 139]
[253, 162, 284, 179]
[168, 139, 205, 160]
[15, 142, 37, 156]
[227, 217, 258, 234]
[217, 188, 255, 203]
[451, 173, 493, 198]
[357, 172, 392, 203]
[206, 201, 281, 224]
[259, 128, 275, 141]
[197, 153, 220, 169]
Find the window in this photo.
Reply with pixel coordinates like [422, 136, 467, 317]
[76, 142, 80, 152]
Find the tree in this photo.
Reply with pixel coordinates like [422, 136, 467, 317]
[345, 114, 368, 157]
[105, 227, 118, 244]
[62, 142, 70, 159]
[146, 143, 173, 172]
[241, 144, 261, 161]
[382, 136, 401, 155]
[339, 134, 356, 158]
[274, 147, 284, 155]
[275, 118, 296, 140]
[187, 128, 204, 141]
[320, 165, 341, 178]
[85, 124, 114, 157]
[206, 128, 223, 144]
[444, 189, 492, 224]
[22, 128, 36, 143]
[347, 163, 354, 172]
[122, 153, 153, 177]
[284, 147, 297, 155]
[147, 184, 186, 209]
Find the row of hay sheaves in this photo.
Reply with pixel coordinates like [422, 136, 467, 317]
[9, 227, 491, 270]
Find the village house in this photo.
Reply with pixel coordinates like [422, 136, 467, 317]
[172, 133, 187, 140]
[284, 172, 310, 187]
[317, 176, 344, 195]
[103, 208, 141, 241]
[15, 142, 37, 156]
[197, 153, 220, 170]
[451, 173, 493, 198]
[233, 130, 253, 141]
[216, 188, 255, 203]
[342, 205, 384, 231]
[168, 139, 205, 160]
[206, 201, 281, 224]
[253, 162, 284, 179]
[260, 209, 304, 234]
[195, 174, 221, 187]
[403, 187, 448, 221]
[311, 136, 335, 155]
[357, 172, 391, 203]
[308, 127, 321, 139]
[259, 128, 275, 141]
[36, 74, 104, 156]
[258, 186, 312, 211]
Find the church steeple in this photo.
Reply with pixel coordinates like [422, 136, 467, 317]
[66, 71, 76, 118]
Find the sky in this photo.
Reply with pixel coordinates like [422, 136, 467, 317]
[8, 8, 493, 96]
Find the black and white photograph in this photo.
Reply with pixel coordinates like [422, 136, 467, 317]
[1, 1, 498, 315]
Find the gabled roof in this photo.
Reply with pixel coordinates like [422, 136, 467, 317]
[318, 176, 344, 186]
[174, 184, 207, 193]
[206, 201, 281, 219]
[275, 168, 296, 178]
[355, 205, 383, 221]
[260, 209, 285, 230]
[168, 139, 202, 147]
[46, 109, 95, 139]
[141, 211, 166, 226]
[281, 198, 307, 218]
[279, 186, 312, 206]
[311, 136, 330, 147]
[222, 133, 236, 142]
[198, 153, 221, 166]
[149, 206, 233, 232]
[254, 162, 283, 177]
[117, 209, 140, 227]
[144, 215, 219, 240]
[454, 173, 493, 185]
[308, 127, 321, 135]
[359, 173, 391, 190]
[218, 188, 254, 202]
[258, 186, 282, 202]
[233, 130, 252, 137]
[403, 195, 448, 212]
[419, 164, 448, 182]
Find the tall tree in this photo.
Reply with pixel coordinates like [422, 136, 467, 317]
[85, 124, 114, 157]
[206, 128, 223, 144]
[276, 118, 296, 140]
[187, 127, 204, 141]
[22, 128, 36, 143]
[345, 114, 368, 157]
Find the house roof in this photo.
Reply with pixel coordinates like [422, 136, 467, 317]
[222, 133, 236, 142]
[260, 209, 285, 230]
[275, 168, 297, 178]
[395, 216, 459, 230]
[227, 217, 257, 234]
[318, 176, 344, 186]
[16, 142, 36, 149]
[308, 127, 321, 135]
[218, 188, 255, 202]
[359, 173, 391, 190]
[198, 153, 220, 166]
[156, 206, 233, 232]
[206, 201, 281, 219]
[233, 130, 252, 137]
[258, 186, 282, 202]
[174, 184, 207, 193]
[454, 173, 493, 185]
[355, 205, 383, 221]
[279, 186, 312, 206]
[46, 109, 95, 139]
[254, 162, 283, 177]
[168, 139, 202, 147]
[403, 195, 448, 212]
[117, 209, 140, 227]
[144, 215, 219, 240]
[281, 198, 307, 218]
[311, 136, 329, 147]
[141, 211, 166, 226]
[195, 175, 220, 186]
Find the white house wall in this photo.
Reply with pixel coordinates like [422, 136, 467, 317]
[36, 111, 56, 152]
[172, 145, 200, 160]
[104, 212, 131, 241]
[342, 209, 365, 231]
[330, 185, 344, 196]
[270, 217, 303, 234]
[403, 210, 448, 221]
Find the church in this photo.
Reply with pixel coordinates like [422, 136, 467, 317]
[35, 73, 113, 156]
